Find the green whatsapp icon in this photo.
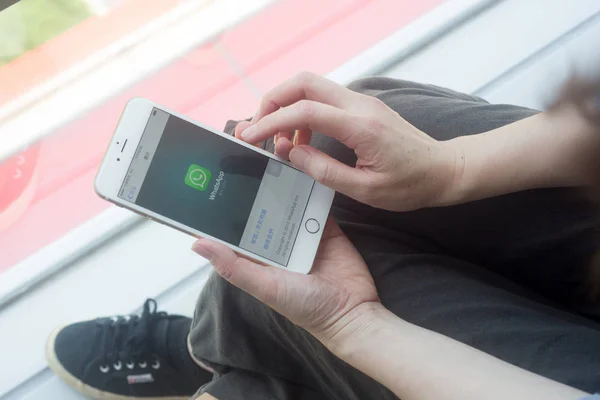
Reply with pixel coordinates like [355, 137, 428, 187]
[185, 164, 212, 191]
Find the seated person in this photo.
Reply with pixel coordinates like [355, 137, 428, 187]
[46, 73, 600, 400]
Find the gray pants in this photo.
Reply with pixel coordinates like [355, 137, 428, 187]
[189, 78, 600, 400]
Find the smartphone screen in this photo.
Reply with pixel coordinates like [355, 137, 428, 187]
[117, 108, 315, 267]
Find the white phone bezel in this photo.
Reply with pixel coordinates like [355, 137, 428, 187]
[95, 98, 334, 274]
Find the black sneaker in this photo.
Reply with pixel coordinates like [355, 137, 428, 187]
[46, 299, 212, 399]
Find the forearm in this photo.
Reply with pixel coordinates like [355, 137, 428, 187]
[447, 103, 600, 204]
[326, 304, 587, 400]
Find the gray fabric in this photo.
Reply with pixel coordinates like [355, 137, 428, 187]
[189, 78, 600, 400]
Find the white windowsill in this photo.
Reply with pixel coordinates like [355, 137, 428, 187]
[0, 0, 277, 308]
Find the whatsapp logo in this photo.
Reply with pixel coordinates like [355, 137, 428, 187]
[185, 164, 212, 191]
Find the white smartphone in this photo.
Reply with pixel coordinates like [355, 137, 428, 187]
[95, 98, 334, 274]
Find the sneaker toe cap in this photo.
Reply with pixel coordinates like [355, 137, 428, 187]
[47, 321, 98, 380]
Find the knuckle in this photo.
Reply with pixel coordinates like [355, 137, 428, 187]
[361, 115, 385, 135]
[314, 160, 336, 186]
[259, 91, 272, 107]
[296, 100, 318, 119]
[216, 261, 235, 281]
[295, 71, 317, 86]
[368, 96, 388, 110]
[335, 114, 366, 147]
[258, 95, 277, 114]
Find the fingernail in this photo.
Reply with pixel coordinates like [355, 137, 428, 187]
[289, 147, 309, 170]
[241, 125, 256, 141]
[192, 242, 214, 261]
[274, 134, 279, 146]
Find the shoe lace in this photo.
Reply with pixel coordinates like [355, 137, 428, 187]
[98, 299, 167, 367]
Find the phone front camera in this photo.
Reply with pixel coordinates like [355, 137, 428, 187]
[117, 158, 120, 162]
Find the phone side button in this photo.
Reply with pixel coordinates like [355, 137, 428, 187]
[305, 218, 320, 234]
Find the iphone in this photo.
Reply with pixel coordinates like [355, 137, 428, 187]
[95, 98, 334, 273]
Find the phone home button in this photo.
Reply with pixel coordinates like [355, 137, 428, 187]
[305, 218, 320, 234]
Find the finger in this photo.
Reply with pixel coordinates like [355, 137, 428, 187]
[252, 72, 358, 122]
[191, 239, 307, 311]
[192, 239, 279, 303]
[274, 136, 294, 159]
[289, 144, 367, 195]
[276, 131, 294, 147]
[294, 128, 312, 146]
[234, 121, 251, 139]
[234, 120, 261, 147]
[242, 101, 365, 149]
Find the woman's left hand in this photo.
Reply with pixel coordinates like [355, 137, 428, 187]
[191, 218, 380, 344]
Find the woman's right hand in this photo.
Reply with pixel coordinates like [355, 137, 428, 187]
[239, 72, 462, 212]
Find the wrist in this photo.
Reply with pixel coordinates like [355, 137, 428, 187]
[434, 138, 469, 207]
[444, 131, 524, 204]
[318, 303, 419, 398]
[558, 103, 600, 187]
[440, 108, 597, 204]
[318, 302, 392, 358]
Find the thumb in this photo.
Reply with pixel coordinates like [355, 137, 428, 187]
[289, 145, 364, 195]
[192, 239, 297, 309]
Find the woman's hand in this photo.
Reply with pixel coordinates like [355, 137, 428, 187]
[191, 218, 381, 345]
[238, 72, 460, 211]
[192, 220, 588, 400]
